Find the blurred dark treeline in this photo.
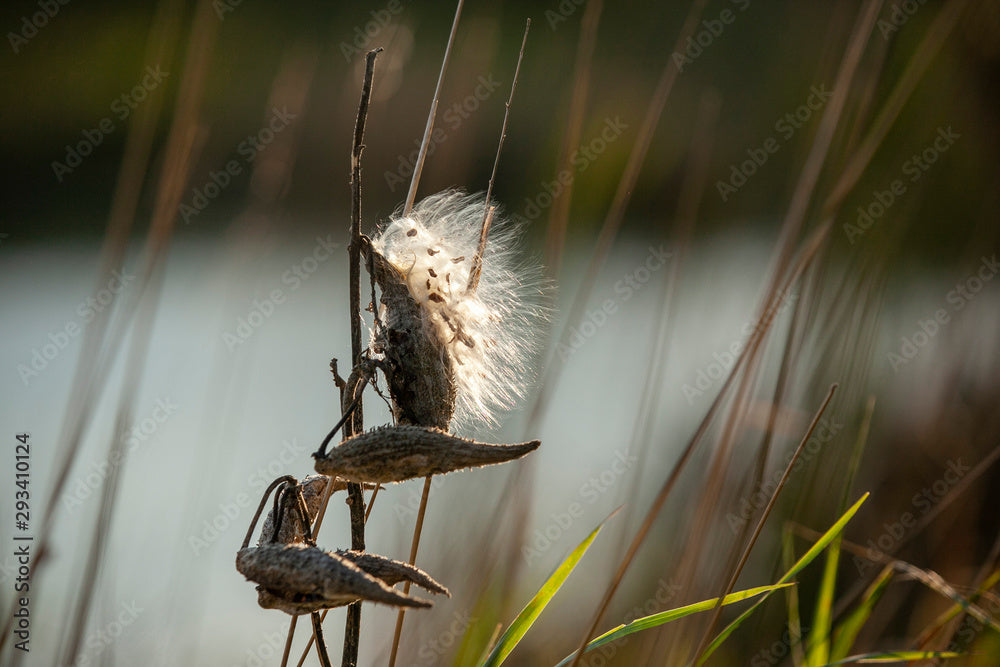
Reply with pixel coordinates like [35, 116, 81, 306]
[2, 0, 998, 264]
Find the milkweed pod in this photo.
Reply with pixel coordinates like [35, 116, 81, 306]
[336, 549, 449, 596]
[366, 190, 549, 429]
[236, 543, 433, 613]
[312, 424, 540, 483]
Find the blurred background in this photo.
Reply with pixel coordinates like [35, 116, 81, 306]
[1, 0, 1000, 665]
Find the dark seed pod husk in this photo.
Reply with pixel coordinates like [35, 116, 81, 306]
[236, 543, 433, 613]
[257, 475, 334, 546]
[257, 475, 375, 546]
[336, 550, 449, 596]
[313, 424, 540, 483]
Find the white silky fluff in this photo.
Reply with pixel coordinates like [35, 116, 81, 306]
[371, 189, 547, 429]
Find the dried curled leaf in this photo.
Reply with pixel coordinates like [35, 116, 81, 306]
[336, 550, 449, 596]
[236, 543, 437, 614]
[313, 424, 540, 483]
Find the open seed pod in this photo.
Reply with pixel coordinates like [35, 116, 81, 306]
[257, 475, 375, 546]
[257, 475, 333, 546]
[363, 191, 548, 431]
[236, 543, 446, 615]
[363, 236, 456, 429]
[313, 424, 539, 483]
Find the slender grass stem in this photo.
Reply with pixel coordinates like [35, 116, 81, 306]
[387, 475, 433, 667]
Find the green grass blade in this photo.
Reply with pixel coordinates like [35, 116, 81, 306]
[823, 650, 960, 664]
[479, 516, 609, 667]
[805, 507, 844, 666]
[807, 398, 874, 666]
[781, 523, 807, 667]
[693, 493, 870, 666]
[552, 583, 792, 667]
[829, 565, 894, 660]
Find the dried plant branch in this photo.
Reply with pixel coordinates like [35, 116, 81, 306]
[467, 206, 496, 295]
[343, 46, 382, 667]
[471, 18, 530, 292]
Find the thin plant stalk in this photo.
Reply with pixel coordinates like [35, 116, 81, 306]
[544, 0, 602, 276]
[386, 475, 433, 667]
[403, 0, 464, 216]
[280, 616, 297, 667]
[312, 612, 334, 667]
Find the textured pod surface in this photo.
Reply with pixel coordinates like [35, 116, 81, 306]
[313, 424, 540, 483]
[236, 543, 433, 612]
[336, 550, 449, 596]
